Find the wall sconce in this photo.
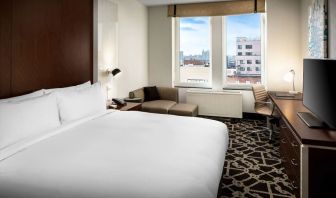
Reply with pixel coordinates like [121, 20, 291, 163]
[283, 69, 299, 94]
[105, 67, 121, 100]
[106, 68, 121, 77]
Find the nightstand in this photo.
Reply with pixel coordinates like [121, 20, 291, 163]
[107, 101, 142, 111]
[124, 97, 142, 103]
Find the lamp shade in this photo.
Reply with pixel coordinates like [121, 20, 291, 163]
[283, 69, 295, 82]
[283, 69, 298, 93]
[111, 68, 121, 77]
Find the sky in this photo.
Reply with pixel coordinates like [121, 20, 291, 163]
[180, 17, 210, 56]
[180, 14, 261, 56]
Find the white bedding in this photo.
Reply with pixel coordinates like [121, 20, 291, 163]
[0, 111, 228, 198]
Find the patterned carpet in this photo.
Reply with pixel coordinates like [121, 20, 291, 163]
[204, 117, 295, 198]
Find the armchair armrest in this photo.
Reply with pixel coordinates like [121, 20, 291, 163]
[157, 87, 179, 102]
[255, 100, 276, 116]
[255, 101, 272, 105]
[129, 88, 144, 102]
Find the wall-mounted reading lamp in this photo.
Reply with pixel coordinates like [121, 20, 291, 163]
[105, 68, 121, 99]
[106, 68, 121, 77]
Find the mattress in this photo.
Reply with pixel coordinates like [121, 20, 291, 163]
[0, 111, 229, 198]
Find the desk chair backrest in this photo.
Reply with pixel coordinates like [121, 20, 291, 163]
[252, 85, 272, 116]
[252, 84, 268, 103]
[252, 85, 279, 140]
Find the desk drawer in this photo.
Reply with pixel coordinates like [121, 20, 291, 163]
[279, 119, 301, 197]
[280, 119, 301, 158]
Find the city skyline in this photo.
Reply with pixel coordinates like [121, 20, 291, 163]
[180, 14, 261, 56]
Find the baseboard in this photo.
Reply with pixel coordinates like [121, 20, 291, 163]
[243, 112, 266, 120]
[198, 113, 266, 121]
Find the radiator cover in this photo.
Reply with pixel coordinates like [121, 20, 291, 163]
[186, 89, 243, 118]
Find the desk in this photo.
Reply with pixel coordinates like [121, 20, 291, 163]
[269, 92, 336, 198]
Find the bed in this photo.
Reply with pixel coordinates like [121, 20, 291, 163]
[0, 83, 229, 198]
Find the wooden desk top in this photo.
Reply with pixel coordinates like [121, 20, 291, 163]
[269, 92, 336, 147]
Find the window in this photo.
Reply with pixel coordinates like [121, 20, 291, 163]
[245, 45, 253, 49]
[238, 45, 242, 49]
[175, 17, 211, 86]
[238, 52, 242, 56]
[224, 13, 264, 86]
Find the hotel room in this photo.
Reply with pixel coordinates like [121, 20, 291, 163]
[0, 0, 335, 197]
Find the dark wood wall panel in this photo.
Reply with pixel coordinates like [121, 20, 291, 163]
[11, 0, 62, 95]
[56, 0, 93, 89]
[0, 1, 12, 98]
[0, 0, 93, 98]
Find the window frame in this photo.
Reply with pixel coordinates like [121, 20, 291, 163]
[222, 14, 266, 89]
[173, 17, 212, 88]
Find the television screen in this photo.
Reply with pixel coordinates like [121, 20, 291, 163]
[303, 59, 336, 129]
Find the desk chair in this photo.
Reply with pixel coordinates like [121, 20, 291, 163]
[252, 85, 279, 140]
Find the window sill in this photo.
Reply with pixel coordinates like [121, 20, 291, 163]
[223, 85, 253, 91]
[174, 83, 211, 89]
[174, 85, 212, 89]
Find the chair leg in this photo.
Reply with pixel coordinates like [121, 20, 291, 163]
[269, 123, 273, 140]
[251, 116, 277, 140]
[266, 117, 271, 129]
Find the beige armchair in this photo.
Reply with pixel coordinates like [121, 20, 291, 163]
[129, 87, 178, 114]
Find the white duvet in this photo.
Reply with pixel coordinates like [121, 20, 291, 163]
[0, 111, 228, 198]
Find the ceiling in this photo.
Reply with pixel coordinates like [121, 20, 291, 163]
[137, 0, 231, 6]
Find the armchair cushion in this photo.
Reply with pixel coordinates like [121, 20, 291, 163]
[142, 100, 177, 114]
[144, 86, 160, 102]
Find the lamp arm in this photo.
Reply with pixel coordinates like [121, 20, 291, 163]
[292, 80, 295, 91]
[291, 69, 295, 92]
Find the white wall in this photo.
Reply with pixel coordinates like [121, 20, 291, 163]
[329, 0, 336, 58]
[148, 1, 305, 113]
[266, 0, 303, 92]
[148, 6, 173, 87]
[211, 17, 223, 90]
[96, 0, 148, 98]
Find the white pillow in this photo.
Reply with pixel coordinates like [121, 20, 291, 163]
[0, 93, 61, 149]
[56, 82, 106, 123]
[44, 81, 91, 94]
[0, 90, 44, 103]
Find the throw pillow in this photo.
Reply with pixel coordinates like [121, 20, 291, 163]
[144, 86, 160, 102]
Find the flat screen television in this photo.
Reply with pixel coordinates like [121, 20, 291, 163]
[298, 59, 336, 129]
